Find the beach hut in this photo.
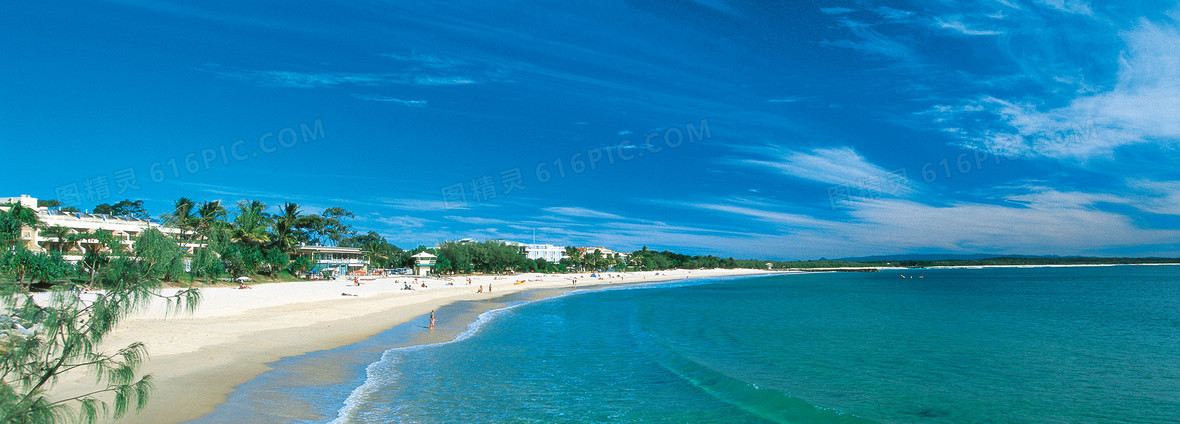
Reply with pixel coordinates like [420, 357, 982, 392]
[412, 252, 437, 276]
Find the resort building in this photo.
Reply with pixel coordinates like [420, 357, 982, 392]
[1, 195, 196, 262]
[525, 244, 567, 263]
[292, 245, 369, 277]
[577, 246, 627, 259]
[411, 251, 437, 276]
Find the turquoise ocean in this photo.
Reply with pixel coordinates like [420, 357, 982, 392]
[191, 266, 1180, 423]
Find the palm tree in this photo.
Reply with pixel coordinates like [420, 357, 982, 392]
[165, 197, 197, 242]
[231, 200, 272, 248]
[195, 200, 227, 236]
[272, 202, 302, 254]
[563, 246, 583, 271]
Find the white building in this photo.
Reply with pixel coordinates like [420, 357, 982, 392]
[578, 246, 627, 259]
[411, 251, 437, 275]
[1, 195, 195, 262]
[292, 245, 369, 277]
[525, 244, 567, 263]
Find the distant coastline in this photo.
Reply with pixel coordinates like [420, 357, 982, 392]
[777, 256, 1180, 270]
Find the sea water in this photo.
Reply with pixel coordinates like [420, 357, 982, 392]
[193, 266, 1180, 423]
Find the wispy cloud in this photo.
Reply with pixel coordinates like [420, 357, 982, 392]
[1125, 179, 1180, 215]
[845, 197, 1178, 253]
[358, 214, 432, 228]
[820, 7, 855, 15]
[381, 198, 466, 211]
[352, 94, 428, 107]
[873, 6, 917, 22]
[380, 51, 467, 69]
[934, 16, 1003, 36]
[1034, 0, 1094, 16]
[666, 186, 1180, 257]
[688, 202, 836, 228]
[767, 96, 812, 103]
[737, 146, 914, 196]
[444, 215, 512, 225]
[820, 20, 917, 62]
[201, 65, 482, 89]
[933, 20, 1180, 159]
[687, 0, 741, 17]
[542, 206, 624, 220]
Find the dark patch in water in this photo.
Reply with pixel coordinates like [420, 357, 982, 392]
[913, 407, 951, 418]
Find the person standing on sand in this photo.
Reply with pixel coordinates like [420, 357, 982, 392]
[430, 310, 436, 330]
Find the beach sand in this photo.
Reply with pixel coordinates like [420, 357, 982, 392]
[47, 268, 771, 423]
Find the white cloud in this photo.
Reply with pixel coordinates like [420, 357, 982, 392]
[680, 193, 1178, 257]
[940, 21, 1180, 159]
[371, 215, 431, 228]
[688, 202, 836, 228]
[1034, 0, 1094, 16]
[934, 16, 1003, 36]
[381, 198, 465, 211]
[203, 65, 482, 88]
[542, 206, 624, 219]
[444, 215, 512, 225]
[739, 146, 914, 196]
[352, 94, 428, 106]
[1126, 179, 1180, 215]
[820, 7, 855, 15]
[767, 96, 811, 103]
[873, 6, 916, 21]
[843, 197, 1176, 253]
[820, 20, 917, 62]
[688, 0, 740, 16]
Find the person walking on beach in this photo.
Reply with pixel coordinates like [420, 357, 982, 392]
[429, 310, 436, 330]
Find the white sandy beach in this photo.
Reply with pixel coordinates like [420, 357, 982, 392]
[47, 268, 774, 424]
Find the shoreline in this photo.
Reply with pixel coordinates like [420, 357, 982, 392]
[48, 269, 775, 424]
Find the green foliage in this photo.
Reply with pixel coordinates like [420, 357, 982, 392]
[0, 248, 70, 289]
[230, 200, 271, 249]
[262, 248, 289, 276]
[0, 228, 200, 423]
[297, 207, 355, 246]
[67, 230, 124, 289]
[270, 203, 303, 254]
[430, 241, 529, 275]
[0, 203, 38, 244]
[91, 200, 148, 220]
[288, 255, 315, 276]
[220, 244, 262, 277]
[341, 232, 407, 268]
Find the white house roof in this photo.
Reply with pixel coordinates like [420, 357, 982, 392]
[411, 252, 437, 258]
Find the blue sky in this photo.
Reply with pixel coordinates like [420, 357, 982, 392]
[2, 0, 1178, 259]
